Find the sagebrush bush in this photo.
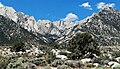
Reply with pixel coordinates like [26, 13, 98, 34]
[57, 65, 69, 69]
[111, 51, 120, 57]
[6, 57, 37, 69]
[31, 58, 47, 66]
[45, 52, 56, 64]
[51, 59, 64, 67]
[0, 58, 10, 69]
[64, 60, 81, 68]
[44, 65, 51, 69]
[113, 65, 120, 69]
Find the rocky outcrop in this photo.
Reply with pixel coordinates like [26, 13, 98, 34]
[0, 6, 39, 33]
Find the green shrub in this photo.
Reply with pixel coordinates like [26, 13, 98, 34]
[49, 42, 59, 49]
[31, 58, 47, 66]
[103, 60, 109, 65]
[0, 58, 10, 69]
[44, 65, 51, 69]
[113, 65, 120, 69]
[92, 54, 109, 65]
[51, 60, 64, 67]
[12, 41, 25, 52]
[112, 51, 120, 57]
[57, 65, 69, 69]
[6, 57, 37, 69]
[84, 63, 95, 68]
[45, 52, 56, 64]
[64, 60, 81, 68]
[67, 33, 101, 60]
[7, 62, 37, 69]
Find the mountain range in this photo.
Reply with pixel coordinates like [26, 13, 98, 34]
[0, 5, 120, 46]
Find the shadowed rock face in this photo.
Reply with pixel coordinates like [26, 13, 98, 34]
[0, 15, 46, 45]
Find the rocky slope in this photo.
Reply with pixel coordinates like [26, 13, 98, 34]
[56, 7, 120, 46]
[0, 15, 46, 45]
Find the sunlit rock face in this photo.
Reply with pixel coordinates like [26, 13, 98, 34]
[0, 5, 39, 33]
[37, 20, 79, 37]
[16, 12, 39, 32]
[0, 6, 18, 22]
[37, 20, 52, 34]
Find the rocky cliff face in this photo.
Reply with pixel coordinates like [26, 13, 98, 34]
[37, 20, 79, 37]
[0, 6, 39, 33]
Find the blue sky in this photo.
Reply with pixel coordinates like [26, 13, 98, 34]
[0, 0, 120, 21]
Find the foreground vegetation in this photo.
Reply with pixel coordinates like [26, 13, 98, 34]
[0, 33, 120, 69]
